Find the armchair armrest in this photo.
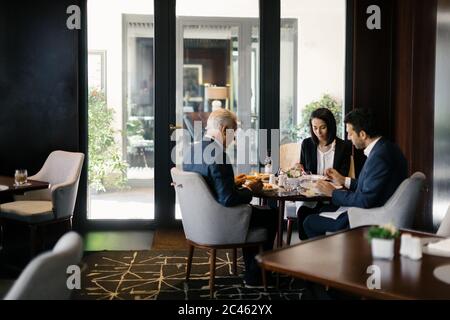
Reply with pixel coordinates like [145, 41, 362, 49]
[51, 180, 79, 219]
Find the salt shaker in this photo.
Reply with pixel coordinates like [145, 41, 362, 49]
[409, 237, 423, 260]
[400, 233, 412, 257]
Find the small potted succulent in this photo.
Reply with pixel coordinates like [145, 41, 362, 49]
[367, 223, 400, 260]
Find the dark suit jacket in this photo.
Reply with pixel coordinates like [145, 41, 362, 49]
[183, 139, 252, 207]
[300, 137, 352, 176]
[332, 138, 408, 208]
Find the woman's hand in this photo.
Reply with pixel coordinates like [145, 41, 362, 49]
[325, 168, 345, 186]
[294, 163, 305, 173]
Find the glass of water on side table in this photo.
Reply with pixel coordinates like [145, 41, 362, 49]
[14, 169, 28, 186]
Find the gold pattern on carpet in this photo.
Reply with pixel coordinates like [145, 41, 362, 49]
[74, 250, 305, 300]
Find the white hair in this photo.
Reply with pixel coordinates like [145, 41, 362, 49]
[206, 108, 237, 131]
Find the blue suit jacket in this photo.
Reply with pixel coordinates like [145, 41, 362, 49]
[183, 139, 253, 207]
[332, 138, 408, 208]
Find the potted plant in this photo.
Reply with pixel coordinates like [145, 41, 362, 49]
[367, 223, 400, 260]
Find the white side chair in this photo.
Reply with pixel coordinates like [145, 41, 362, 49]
[4, 231, 83, 300]
[0, 150, 84, 256]
[171, 168, 267, 298]
[437, 206, 450, 237]
[347, 172, 426, 229]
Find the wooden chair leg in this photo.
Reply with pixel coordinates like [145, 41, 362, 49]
[259, 245, 267, 291]
[286, 218, 294, 245]
[186, 244, 194, 281]
[209, 249, 216, 299]
[232, 248, 238, 275]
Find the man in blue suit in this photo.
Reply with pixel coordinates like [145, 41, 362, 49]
[303, 108, 408, 238]
[183, 109, 277, 286]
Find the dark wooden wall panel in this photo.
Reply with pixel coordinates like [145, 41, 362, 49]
[0, 0, 81, 177]
[353, 0, 394, 138]
[393, 0, 437, 231]
[351, 0, 394, 174]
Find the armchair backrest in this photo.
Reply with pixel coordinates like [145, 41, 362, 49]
[32, 151, 84, 187]
[348, 172, 426, 229]
[29, 151, 84, 218]
[280, 142, 300, 171]
[382, 172, 426, 228]
[170, 167, 252, 245]
[4, 232, 83, 300]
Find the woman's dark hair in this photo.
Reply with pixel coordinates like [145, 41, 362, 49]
[309, 108, 337, 146]
[344, 108, 381, 138]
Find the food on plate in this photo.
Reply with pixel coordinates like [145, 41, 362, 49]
[263, 183, 273, 190]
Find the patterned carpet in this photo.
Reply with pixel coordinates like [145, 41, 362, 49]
[73, 249, 306, 300]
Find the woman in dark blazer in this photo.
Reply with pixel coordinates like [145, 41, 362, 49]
[296, 108, 352, 240]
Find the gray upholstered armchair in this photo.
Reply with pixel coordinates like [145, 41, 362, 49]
[0, 150, 84, 256]
[4, 232, 83, 300]
[170, 168, 267, 298]
[347, 172, 426, 229]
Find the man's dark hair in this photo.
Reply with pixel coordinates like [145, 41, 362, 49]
[309, 108, 337, 146]
[344, 108, 381, 138]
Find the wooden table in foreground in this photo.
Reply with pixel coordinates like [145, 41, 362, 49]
[256, 226, 450, 299]
[254, 189, 330, 248]
[0, 176, 49, 194]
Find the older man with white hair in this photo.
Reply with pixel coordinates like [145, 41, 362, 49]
[183, 108, 277, 287]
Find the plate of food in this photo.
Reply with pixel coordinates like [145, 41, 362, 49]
[0, 185, 9, 191]
[247, 172, 270, 181]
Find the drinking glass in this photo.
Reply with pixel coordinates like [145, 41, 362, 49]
[14, 169, 28, 185]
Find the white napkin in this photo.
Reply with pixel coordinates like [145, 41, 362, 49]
[319, 207, 350, 220]
[428, 238, 450, 253]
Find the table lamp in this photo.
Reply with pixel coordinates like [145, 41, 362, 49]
[205, 86, 228, 111]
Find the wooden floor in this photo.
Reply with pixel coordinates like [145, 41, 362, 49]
[151, 229, 187, 250]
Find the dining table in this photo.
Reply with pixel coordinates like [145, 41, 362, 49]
[256, 226, 450, 299]
[254, 185, 331, 248]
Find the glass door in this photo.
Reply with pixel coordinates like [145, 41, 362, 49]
[174, 0, 260, 218]
[87, 1, 156, 221]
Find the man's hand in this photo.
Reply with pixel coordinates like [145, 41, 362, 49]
[325, 168, 346, 186]
[246, 179, 263, 193]
[316, 180, 336, 197]
[235, 174, 246, 187]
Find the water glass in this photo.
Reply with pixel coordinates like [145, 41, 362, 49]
[14, 169, 28, 185]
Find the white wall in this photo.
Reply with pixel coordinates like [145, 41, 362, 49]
[282, 0, 346, 123]
[88, 0, 154, 147]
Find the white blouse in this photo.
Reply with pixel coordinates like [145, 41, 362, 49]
[316, 141, 336, 175]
